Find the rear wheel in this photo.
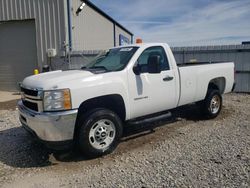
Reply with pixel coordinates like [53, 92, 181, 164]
[76, 108, 123, 158]
[201, 89, 222, 119]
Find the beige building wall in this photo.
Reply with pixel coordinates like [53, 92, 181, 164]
[71, 3, 114, 51]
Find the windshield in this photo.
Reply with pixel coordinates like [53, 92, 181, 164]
[85, 47, 139, 72]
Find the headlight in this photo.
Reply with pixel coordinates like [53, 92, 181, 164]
[43, 89, 72, 111]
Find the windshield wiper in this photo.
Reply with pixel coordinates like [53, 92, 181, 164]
[81, 66, 109, 74]
[81, 66, 87, 70]
[89, 66, 108, 71]
[81, 66, 107, 70]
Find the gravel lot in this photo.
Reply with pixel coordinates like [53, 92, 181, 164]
[0, 93, 249, 188]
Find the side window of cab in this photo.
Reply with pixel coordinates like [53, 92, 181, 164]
[137, 46, 170, 73]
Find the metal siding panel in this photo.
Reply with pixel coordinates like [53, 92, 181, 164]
[179, 55, 184, 64]
[239, 53, 244, 71]
[238, 74, 243, 92]
[235, 73, 250, 92]
[46, 0, 52, 48]
[55, 0, 62, 51]
[30, 0, 35, 18]
[244, 73, 249, 92]
[1, 0, 67, 69]
[27, 0, 32, 18]
[184, 52, 188, 63]
[17, 0, 23, 19]
[195, 53, 201, 62]
[9, 0, 13, 19]
[214, 53, 220, 62]
[247, 74, 249, 92]
[42, 0, 48, 54]
[243, 52, 250, 71]
[1, 0, 6, 20]
[234, 52, 241, 71]
[59, 0, 67, 51]
[191, 53, 196, 62]
[228, 52, 235, 63]
[5, 0, 9, 20]
[185, 54, 193, 62]
[23, 0, 27, 19]
[51, 0, 57, 48]
[235, 74, 240, 92]
[36, 0, 44, 64]
[219, 52, 225, 62]
[173, 53, 183, 64]
[0, 1, 2, 20]
[13, 0, 18, 20]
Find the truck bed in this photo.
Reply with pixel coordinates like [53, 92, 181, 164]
[177, 62, 235, 106]
[177, 61, 230, 67]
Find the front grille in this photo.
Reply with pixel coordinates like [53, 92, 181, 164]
[20, 86, 42, 112]
[22, 100, 38, 112]
[21, 87, 38, 97]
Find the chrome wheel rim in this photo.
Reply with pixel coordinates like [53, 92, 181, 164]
[210, 95, 221, 114]
[89, 119, 116, 150]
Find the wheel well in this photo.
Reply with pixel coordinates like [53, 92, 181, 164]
[208, 77, 226, 94]
[74, 95, 126, 140]
[76, 94, 126, 123]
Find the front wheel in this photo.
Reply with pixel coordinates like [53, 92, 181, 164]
[201, 89, 222, 119]
[77, 108, 123, 158]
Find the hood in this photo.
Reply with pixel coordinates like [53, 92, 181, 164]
[22, 70, 93, 90]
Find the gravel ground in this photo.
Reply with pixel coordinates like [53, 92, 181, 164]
[0, 93, 249, 188]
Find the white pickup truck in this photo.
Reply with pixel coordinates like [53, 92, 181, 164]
[18, 43, 235, 157]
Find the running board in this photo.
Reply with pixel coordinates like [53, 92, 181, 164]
[127, 112, 172, 126]
[123, 112, 172, 137]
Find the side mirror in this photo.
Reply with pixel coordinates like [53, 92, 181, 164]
[148, 55, 161, 74]
[133, 64, 141, 75]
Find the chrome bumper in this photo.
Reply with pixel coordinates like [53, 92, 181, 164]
[18, 100, 78, 142]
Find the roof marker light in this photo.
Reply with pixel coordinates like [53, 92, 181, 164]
[136, 38, 143, 44]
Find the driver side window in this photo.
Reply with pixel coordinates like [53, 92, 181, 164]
[137, 46, 170, 73]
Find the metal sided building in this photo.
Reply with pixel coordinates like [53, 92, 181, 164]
[0, 0, 133, 91]
[172, 44, 250, 93]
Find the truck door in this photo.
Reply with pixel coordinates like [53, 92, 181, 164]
[128, 46, 177, 119]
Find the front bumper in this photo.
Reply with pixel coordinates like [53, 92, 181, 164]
[18, 100, 78, 148]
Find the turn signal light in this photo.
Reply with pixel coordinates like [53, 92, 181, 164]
[63, 89, 72, 109]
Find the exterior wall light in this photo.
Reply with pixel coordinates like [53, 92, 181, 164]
[76, 2, 86, 15]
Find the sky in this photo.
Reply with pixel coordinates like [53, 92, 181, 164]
[90, 0, 250, 46]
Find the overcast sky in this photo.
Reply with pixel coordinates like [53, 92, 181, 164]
[90, 0, 250, 46]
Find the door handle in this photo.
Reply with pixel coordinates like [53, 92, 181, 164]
[163, 76, 174, 81]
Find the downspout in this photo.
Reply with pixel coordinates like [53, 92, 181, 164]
[113, 23, 116, 47]
[67, 0, 72, 52]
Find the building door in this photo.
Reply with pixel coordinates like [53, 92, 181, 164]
[0, 20, 38, 91]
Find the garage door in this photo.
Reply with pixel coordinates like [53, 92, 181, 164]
[0, 20, 38, 91]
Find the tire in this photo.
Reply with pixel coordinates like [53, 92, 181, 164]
[201, 89, 222, 119]
[76, 108, 123, 158]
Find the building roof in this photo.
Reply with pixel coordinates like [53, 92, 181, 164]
[82, 0, 133, 36]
